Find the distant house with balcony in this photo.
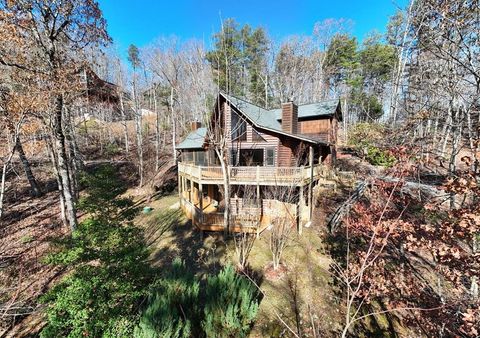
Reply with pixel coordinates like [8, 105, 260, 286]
[176, 92, 342, 233]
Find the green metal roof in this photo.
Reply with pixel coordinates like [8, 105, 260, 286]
[221, 92, 340, 145]
[176, 127, 207, 150]
[222, 94, 282, 131]
[271, 99, 340, 120]
[177, 94, 340, 148]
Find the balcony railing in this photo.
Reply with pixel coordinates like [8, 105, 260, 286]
[178, 162, 334, 185]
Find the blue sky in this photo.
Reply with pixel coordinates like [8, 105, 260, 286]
[98, 0, 407, 52]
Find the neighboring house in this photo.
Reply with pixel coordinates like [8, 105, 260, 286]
[176, 91, 342, 233]
[79, 68, 134, 121]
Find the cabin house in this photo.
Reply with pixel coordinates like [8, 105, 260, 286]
[176, 92, 342, 233]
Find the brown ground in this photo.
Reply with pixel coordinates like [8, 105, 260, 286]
[0, 166, 67, 337]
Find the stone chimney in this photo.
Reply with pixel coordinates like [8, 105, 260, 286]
[191, 121, 201, 131]
[281, 100, 298, 134]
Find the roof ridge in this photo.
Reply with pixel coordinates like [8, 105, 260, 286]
[221, 91, 268, 111]
[221, 91, 339, 112]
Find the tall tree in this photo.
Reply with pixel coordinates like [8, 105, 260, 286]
[128, 44, 145, 186]
[0, 0, 110, 231]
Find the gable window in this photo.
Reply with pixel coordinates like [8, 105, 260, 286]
[252, 128, 266, 142]
[265, 148, 275, 166]
[231, 111, 247, 141]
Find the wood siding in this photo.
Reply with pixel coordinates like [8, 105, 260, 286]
[299, 118, 330, 134]
[225, 102, 280, 166]
[216, 95, 336, 167]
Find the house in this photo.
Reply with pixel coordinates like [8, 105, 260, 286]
[176, 92, 342, 233]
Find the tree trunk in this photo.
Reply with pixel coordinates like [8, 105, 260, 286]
[46, 138, 67, 227]
[171, 87, 177, 163]
[15, 137, 42, 197]
[132, 82, 144, 187]
[0, 145, 16, 219]
[118, 92, 129, 153]
[154, 89, 160, 172]
[53, 95, 78, 231]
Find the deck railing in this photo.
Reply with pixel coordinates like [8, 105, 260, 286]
[182, 196, 297, 229]
[178, 162, 333, 185]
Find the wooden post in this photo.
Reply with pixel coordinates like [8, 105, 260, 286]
[308, 146, 314, 220]
[190, 179, 194, 203]
[256, 165, 260, 200]
[178, 173, 182, 198]
[299, 185, 305, 234]
[199, 183, 203, 228]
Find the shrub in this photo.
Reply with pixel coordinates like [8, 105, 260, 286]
[135, 263, 260, 338]
[202, 265, 260, 338]
[348, 123, 396, 167]
[134, 258, 200, 338]
[41, 165, 154, 338]
[103, 142, 121, 157]
[364, 145, 396, 167]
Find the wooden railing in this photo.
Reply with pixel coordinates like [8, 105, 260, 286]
[178, 162, 332, 185]
[182, 196, 297, 229]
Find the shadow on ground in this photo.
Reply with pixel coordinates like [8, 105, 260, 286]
[142, 207, 227, 277]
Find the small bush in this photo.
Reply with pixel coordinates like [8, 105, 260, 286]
[348, 122, 385, 148]
[364, 145, 396, 167]
[348, 123, 396, 167]
[202, 265, 260, 338]
[103, 142, 121, 157]
[134, 258, 200, 338]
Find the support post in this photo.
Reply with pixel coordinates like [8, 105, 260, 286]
[256, 165, 260, 200]
[190, 179, 194, 203]
[308, 146, 314, 220]
[299, 185, 305, 233]
[178, 174, 182, 198]
[199, 183, 203, 227]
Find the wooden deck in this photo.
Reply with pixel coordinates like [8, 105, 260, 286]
[178, 162, 334, 186]
[180, 197, 296, 234]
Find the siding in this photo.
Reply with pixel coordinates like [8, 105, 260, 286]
[227, 103, 280, 166]
[299, 118, 330, 134]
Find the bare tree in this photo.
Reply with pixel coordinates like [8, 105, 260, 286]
[264, 184, 299, 271]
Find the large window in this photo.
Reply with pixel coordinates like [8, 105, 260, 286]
[183, 151, 193, 163]
[231, 148, 267, 166]
[240, 149, 264, 166]
[231, 111, 247, 141]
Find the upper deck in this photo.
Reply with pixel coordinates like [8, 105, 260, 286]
[178, 162, 335, 186]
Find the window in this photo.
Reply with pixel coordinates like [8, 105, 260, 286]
[183, 151, 193, 163]
[252, 128, 266, 142]
[265, 148, 275, 166]
[195, 151, 207, 166]
[231, 111, 247, 141]
[239, 149, 264, 166]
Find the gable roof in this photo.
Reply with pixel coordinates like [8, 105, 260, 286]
[221, 92, 340, 145]
[176, 93, 341, 149]
[176, 127, 207, 150]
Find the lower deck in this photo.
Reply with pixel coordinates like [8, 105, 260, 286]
[178, 175, 313, 233]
